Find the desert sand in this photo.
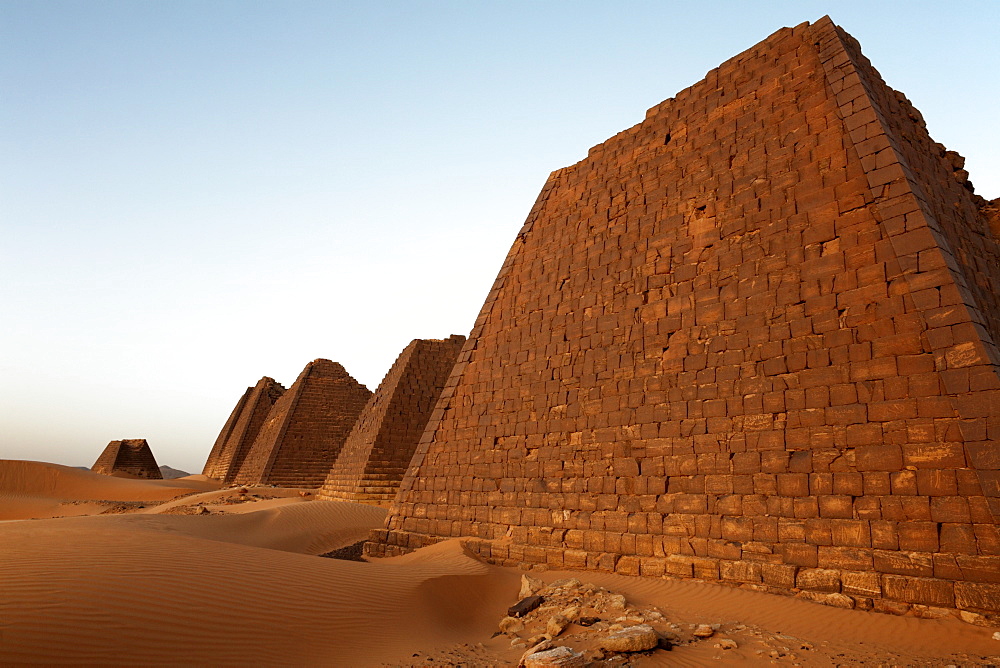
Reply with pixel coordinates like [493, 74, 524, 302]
[1, 459, 998, 667]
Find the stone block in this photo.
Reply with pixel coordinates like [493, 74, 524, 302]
[855, 445, 903, 471]
[818, 495, 854, 519]
[882, 575, 955, 608]
[841, 570, 881, 597]
[796, 568, 841, 592]
[954, 582, 1000, 613]
[720, 560, 762, 584]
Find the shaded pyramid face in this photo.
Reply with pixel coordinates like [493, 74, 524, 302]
[202, 385, 253, 478]
[233, 359, 372, 488]
[318, 335, 466, 506]
[370, 17, 1000, 618]
[92, 439, 162, 479]
[201, 377, 286, 483]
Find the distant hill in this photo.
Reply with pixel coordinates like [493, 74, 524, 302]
[158, 465, 191, 479]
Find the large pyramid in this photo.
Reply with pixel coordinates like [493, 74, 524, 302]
[201, 376, 285, 483]
[233, 359, 371, 488]
[369, 17, 1000, 618]
[92, 439, 162, 479]
[317, 335, 466, 506]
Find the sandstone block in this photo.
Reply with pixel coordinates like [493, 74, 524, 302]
[602, 625, 659, 653]
[796, 568, 841, 593]
[882, 574, 955, 608]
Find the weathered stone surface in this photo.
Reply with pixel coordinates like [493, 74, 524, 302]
[318, 336, 464, 505]
[202, 385, 251, 477]
[509, 595, 545, 618]
[692, 625, 715, 638]
[92, 439, 161, 479]
[602, 625, 659, 652]
[546, 614, 569, 637]
[797, 568, 841, 593]
[499, 616, 524, 635]
[234, 360, 371, 488]
[796, 591, 855, 609]
[560, 606, 581, 622]
[523, 645, 585, 668]
[604, 594, 626, 611]
[368, 15, 1000, 618]
[202, 377, 285, 483]
[520, 574, 544, 598]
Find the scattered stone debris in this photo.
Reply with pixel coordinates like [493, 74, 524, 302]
[408, 573, 1000, 667]
[509, 595, 545, 618]
[157, 489, 284, 515]
[692, 624, 715, 638]
[499, 617, 525, 635]
[546, 614, 570, 638]
[601, 625, 658, 653]
[95, 501, 151, 514]
[213, 490, 282, 506]
[522, 644, 585, 667]
[501, 577, 685, 666]
[520, 574, 544, 597]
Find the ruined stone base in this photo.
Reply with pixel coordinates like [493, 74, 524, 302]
[364, 529, 444, 558]
[321, 476, 405, 508]
[367, 529, 1000, 625]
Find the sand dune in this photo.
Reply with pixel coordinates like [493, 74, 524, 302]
[0, 460, 221, 520]
[114, 500, 386, 554]
[0, 511, 516, 665]
[0, 460, 217, 499]
[2, 461, 998, 666]
[139, 484, 308, 514]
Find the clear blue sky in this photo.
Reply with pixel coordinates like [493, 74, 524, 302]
[2, 1, 998, 473]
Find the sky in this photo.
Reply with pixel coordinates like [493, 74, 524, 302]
[2, 1, 998, 474]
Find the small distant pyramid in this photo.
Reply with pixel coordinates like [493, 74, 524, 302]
[318, 335, 466, 506]
[92, 439, 162, 479]
[233, 359, 372, 488]
[202, 376, 285, 483]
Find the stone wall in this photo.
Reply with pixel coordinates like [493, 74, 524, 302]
[92, 439, 162, 479]
[202, 377, 285, 483]
[367, 17, 1000, 619]
[233, 360, 371, 488]
[318, 335, 465, 506]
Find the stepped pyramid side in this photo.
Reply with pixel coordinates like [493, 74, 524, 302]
[318, 335, 466, 506]
[202, 377, 285, 482]
[202, 385, 252, 478]
[368, 16, 1000, 618]
[92, 439, 162, 479]
[233, 360, 371, 488]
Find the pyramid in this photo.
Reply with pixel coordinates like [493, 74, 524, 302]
[317, 335, 466, 506]
[92, 439, 162, 479]
[202, 385, 253, 477]
[369, 17, 1000, 618]
[201, 376, 286, 483]
[233, 359, 371, 488]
